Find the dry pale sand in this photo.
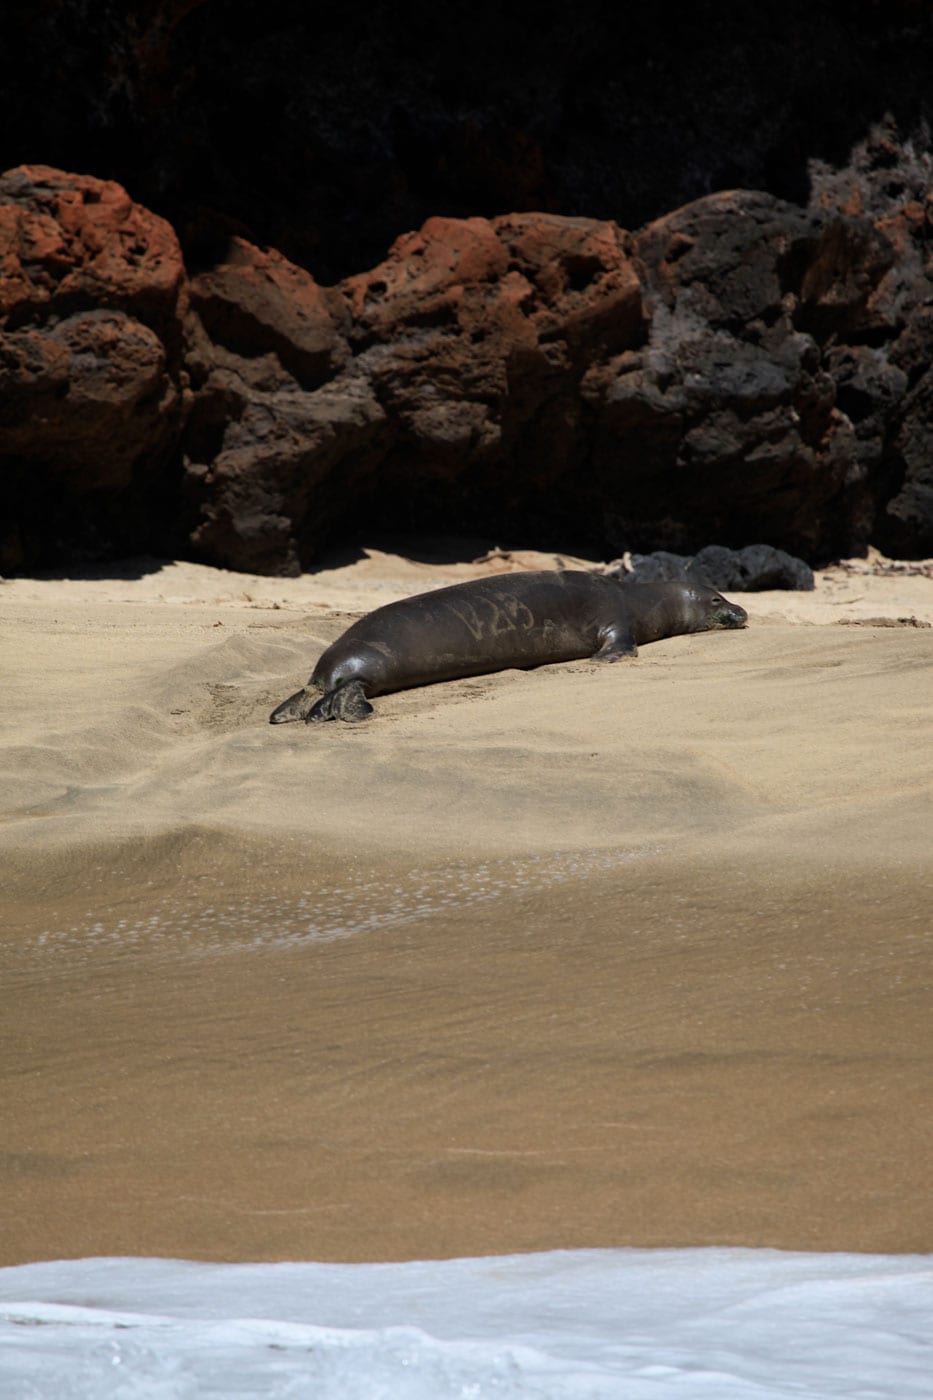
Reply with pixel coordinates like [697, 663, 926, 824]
[1, 546, 931, 1264]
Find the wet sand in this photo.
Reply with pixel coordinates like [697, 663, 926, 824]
[3, 849, 930, 1263]
[1, 550, 931, 1263]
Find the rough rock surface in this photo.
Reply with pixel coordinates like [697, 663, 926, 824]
[585, 191, 855, 560]
[0, 165, 189, 570]
[809, 122, 933, 558]
[618, 546, 815, 592]
[180, 236, 370, 574]
[178, 211, 645, 574]
[1, 150, 931, 575]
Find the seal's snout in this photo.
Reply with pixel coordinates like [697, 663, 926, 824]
[709, 595, 748, 629]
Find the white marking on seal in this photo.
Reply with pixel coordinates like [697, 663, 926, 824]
[448, 596, 536, 640]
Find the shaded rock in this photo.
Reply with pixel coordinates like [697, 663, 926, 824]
[188, 236, 349, 388]
[882, 366, 933, 558]
[825, 343, 909, 524]
[178, 211, 645, 573]
[339, 213, 644, 549]
[178, 237, 379, 575]
[809, 119, 932, 351]
[2, 157, 932, 575]
[0, 310, 177, 485]
[809, 121, 933, 557]
[184, 370, 390, 577]
[0, 165, 189, 569]
[584, 191, 864, 560]
[796, 217, 897, 342]
[635, 189, 819, 328]
[619, 545, 814, 591]
[180, 242, 390, 576]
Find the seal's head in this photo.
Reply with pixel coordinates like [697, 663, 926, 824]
[687, 583, 748, 631]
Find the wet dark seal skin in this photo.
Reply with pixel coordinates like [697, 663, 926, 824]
[269, 570, 748, 724]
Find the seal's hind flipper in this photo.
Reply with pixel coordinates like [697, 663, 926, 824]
[308, 679, 374, 723]
[269, 687, 318, 723]
[592, 625, 637, 662]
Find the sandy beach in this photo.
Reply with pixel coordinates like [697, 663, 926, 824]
[1, 547, 931, 1264]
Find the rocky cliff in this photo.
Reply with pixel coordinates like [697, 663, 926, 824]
[0, 3, 930, 573]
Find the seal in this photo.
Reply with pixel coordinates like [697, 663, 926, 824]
[269, 570, 747, 724]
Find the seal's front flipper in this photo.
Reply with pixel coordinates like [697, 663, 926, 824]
[270, 687, 318, 723]
[592, 626, 637, 663]
[308, 679, 374, 723]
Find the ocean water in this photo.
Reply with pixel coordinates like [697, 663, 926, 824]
[1, 1248, 930, 1399]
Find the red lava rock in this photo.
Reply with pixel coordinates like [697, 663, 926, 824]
[0, 310, 175, 485]
[342, 217, 509, 337]
[0, 164, 185, 336]
[188, 236, 348, 387]
[2, 148, 932, 574]
[491, 213, 643, 353]
[0, 165, 189, 569]
[182, 211, 646, 573]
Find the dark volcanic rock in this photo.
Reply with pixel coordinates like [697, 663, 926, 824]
[183, 362, 391, 577]
[0, 310, 177, 485]
[2, 155, 932, 575]
[583, 191, 860, 560]
[0, 165, 189, 570]
[620, 545, 814, 591]
[188, 236, 349, 388]
[808, 122, 933, 559]
[176, 185, 931, 574]
[885, 366, 933, 558]
[179, 236, 379, 575]
[180, 211, 646, 573]
[343, 211, 643, 468]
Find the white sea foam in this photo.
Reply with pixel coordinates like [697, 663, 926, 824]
[4, 846, 651, 972]
[1, 1248, 930, 1398]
